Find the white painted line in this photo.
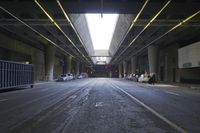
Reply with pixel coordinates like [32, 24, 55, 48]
[165, 91, 180, 96]
[95, 102, 103, 107]
[40, 88, 52, 91]
[0, 99, 8, 102]
[35, 82, 52, 85]
[110, 82, 188, 133]
[69, 95, 77, 99]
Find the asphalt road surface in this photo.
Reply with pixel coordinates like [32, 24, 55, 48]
[0, 78, 200, 133]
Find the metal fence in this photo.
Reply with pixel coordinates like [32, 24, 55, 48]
[0, 60, 34, 89]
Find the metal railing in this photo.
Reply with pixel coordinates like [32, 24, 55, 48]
[0, 60, 34, 89]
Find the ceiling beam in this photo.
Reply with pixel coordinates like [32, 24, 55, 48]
[1, 1, 199, 14]
[0, 19, 70, 26]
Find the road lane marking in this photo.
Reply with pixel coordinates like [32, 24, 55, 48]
[35, 82, 52, 85]
[69, 95, 77, 99]
[40, 88, 53, 91]
[95, 102, 104, 107]
[0, 99, 8, 102]
[109, 82, 188, 133]
[165, 91, 180, 96]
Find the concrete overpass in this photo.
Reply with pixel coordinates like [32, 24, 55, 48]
[1, 0, 200, 82]
[0, 0, 200, 132]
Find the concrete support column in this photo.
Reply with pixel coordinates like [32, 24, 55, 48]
[131, 56, 137, 74]
[123, 61, 127, 77]
[76, 61, 80, 75]
[66, 55, 72, 73]
[148, 45, 158, 74]
[32, 50, 45, 81]
[176, 69, 180, 83]
[109, 71, 112, 78]
[45, 45, 55, 81]
[118, 64, 122, 78]
[127, 63, 130, 75]
[80, 64, 84, 73]
[164, 54, 168, 81]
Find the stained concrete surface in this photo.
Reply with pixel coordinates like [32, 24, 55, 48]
[0, 78, 199, 133]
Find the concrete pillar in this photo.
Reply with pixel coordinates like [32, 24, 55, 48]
[118, 64, 122, 78]
[148, 45, 158, 74]
[131, 56, 137, 74]
[32, 50, 45, 81]
[176, 68, 180, 82]
[123, 60, 127, 77]
[127, 63, 130, 75]
[81, 63, 85, 73]
[76, 61, 80, 75]
[164, 54, 168, 81]
[45, 45, 55, 81]
[66, 55, 72, 73]
[109, 71, 112, 78]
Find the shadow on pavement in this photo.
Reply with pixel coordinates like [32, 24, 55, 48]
[0, 87, 30, 93]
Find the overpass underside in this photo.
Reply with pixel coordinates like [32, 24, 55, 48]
[0, 0, 200, 83]
[1, 1, 200, 132]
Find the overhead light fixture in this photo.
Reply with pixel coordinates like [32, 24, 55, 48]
[34, 0, 92, 65]
[0, 6, 73, 58]
[133, 0, 149, 23]
[56, 0, 71, 22]
[129, 0, 171, 45]
[128, 10, 200, 61]
[110, 0, 149, 64]
[112, 0, 171, 64]
[111, 0, 149, 60]
[34, 0, 54, 23]
[56, 0, 92, 64]
[56, 0, 90, 57]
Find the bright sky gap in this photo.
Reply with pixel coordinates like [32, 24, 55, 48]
[85, 14, 119, 50]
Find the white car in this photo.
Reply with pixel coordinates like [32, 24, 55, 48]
[57, 73, 74, 81]
[138, 74, 150, 83]
[77, 73, 88, 79]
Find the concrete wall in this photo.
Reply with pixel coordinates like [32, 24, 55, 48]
[32, 49, 45, 81]
[70, 14, 95, 62]
[118, 42, 200, 84]
[178, 41, 200, 68]
[0, 33, 45, 81]
[0, 33, 68, 81]
[158, 44, 179, 82]
[109, 14, 133, 56]
[178, 42, 200, 83]
[137, 55, 149, 74]
[127, 62, 131, 75]
[0, 47, 31, 62]
[54, 56, 63, 79]
[158, 42, 200, 83]
[179, 68, 200, 83]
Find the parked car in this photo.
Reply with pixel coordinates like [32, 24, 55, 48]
[138, 74, 150, 83]
[126, 74, 132, 80]
[77, 74, 84, 79]
[131, 74, 139, 82]
[148, 73, 156, 84]
[77, 73, 88, 79]
[125, 74, 139, 82]
[56, 73, 74, 81]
